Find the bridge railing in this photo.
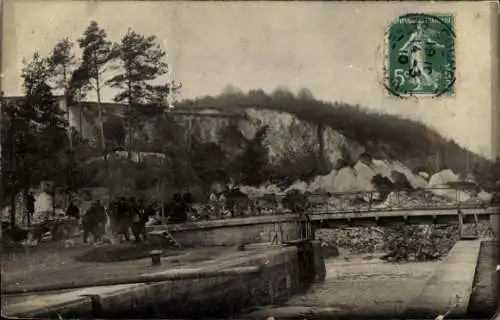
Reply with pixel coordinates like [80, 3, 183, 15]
[306, 187, 488, 214]
[209, 187, 490, 218]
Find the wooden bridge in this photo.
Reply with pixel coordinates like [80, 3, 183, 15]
[309, 206, 498, 228]
[206, 187, 499, 231]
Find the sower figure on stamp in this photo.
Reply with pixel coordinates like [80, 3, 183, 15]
[398, 20, 444, 91]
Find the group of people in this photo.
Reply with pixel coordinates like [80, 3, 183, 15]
[64, 193, 197, 244]
[107, 197, 156, 242]
[66, 199, 107, 244]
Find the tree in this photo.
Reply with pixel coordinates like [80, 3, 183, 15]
[107, 28, 168, 159]
[103, 116, 126, 150]
[48, 38, 78, 149]
[22, 53, 52, 95]
[221, 84, 244, 96]
[26, 83, 68, 183]
[297, 88, 315, 100]
[77, 21, 116, 156]
[232, 125, 270, 186]
[1, 53, 68, 224]
[22, 53, 68, 185]
[1, 94, 37, 224]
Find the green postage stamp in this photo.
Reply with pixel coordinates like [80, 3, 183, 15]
[386, 13, 456, 97]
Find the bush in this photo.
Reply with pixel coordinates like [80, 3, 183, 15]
[382, 224, 461, 262]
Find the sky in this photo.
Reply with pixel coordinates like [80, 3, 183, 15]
[2, 1, 498, 159]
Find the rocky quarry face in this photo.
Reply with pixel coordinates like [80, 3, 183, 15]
[100, 106, 494, 206]
[165, 107, 492, 205]
[5, 105, 490, 225]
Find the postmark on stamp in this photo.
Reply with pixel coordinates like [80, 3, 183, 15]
[385, 13, 456, 98]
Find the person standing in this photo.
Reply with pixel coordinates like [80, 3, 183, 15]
[131, 198, 147, 242]
[170, 193, 187, 224]
[182, 193, 195, 220]
[117, 197, 131, 241]
[208, 192, 218, 219]
[218, 192, 226, 219]
[108, 197, 121, 238]
[66, 201, 80, 219]
[26, 191, 35, 227]
[94, 200, 107, 243]
[82, 201, 96, 244]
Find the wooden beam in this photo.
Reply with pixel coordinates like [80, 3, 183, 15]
[169, 111, 244, 119]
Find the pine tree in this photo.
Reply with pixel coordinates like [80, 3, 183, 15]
[1, 53, 68, 223]
[107, 28, 168, 159]
[77, 21, 116, 156]
[48, 38, 78, 149]
[22, 55, 68, 182]
[1, 93, 37, 224]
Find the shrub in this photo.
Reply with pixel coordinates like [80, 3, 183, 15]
[382, 224, 460, 262]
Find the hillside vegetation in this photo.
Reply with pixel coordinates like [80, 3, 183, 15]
[72, 88, 499, 199]
[175, 88, 491, 178]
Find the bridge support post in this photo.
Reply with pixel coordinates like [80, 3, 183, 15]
[458, 209, 465, 238]
[310, 240, 326, 282]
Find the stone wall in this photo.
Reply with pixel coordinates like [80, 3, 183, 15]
[101, 247, 303, 318]
[148, 215, 301, 247]
[152, 249, 302, 318]
[3, 245, 322, 319]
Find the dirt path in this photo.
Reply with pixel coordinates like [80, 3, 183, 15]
[1, 242, 234, 291]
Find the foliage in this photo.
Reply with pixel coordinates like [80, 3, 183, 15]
[268, 144, 331, 187]
[5, 19, 496, 220]
[473, 157, 500, 191]
[48, 38, 77, 95]
[77, 21, 117, 153]
[176, 89, 489, 176]
[189, 141, 227, 184]
[21, 55, 69, 183]
[107, 29, 168, 108]
[230, 125, 270, 186]
[103, 116, 126, 149]
[1, 97, 37, 207]
[107, 28, 168, 156]
[28, 83, 68, 182]
[379, 223, 497, 262]
[337, 143, 356, 169]
[1, 53, 70, 222]
[77, 21, 116, 91]
[21, 53, 53, 95]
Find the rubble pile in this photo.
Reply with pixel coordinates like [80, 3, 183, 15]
[316, 227, 385, 255]
[238, 157, 492, 212]
[316, 220, 493, 260]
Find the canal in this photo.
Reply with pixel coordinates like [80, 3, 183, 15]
[241, 253, 438, 319]
[241, 241, 498, 320]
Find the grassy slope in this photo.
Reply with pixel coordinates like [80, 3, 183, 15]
[175, 89, 490, 175]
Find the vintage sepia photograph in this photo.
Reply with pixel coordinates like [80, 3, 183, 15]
[0, 1, 499, 319]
